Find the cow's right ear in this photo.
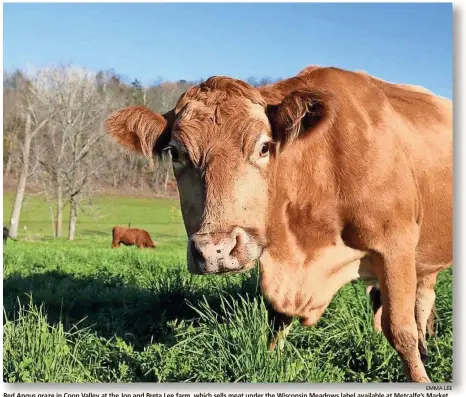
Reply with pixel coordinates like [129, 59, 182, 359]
[266, 89, 337, 151]
[105, 106, 174, 157]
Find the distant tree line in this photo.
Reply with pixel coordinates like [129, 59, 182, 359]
[3, 64, 277, 240]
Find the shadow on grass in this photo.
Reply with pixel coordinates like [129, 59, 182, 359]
[3, 269, 262, 350]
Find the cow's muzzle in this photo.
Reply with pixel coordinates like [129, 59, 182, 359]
[187, 227, 261, 275]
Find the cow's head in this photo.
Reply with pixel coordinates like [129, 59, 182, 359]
[105, 77, 335, 275]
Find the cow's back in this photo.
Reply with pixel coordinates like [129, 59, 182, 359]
[113, 226, 137, 245]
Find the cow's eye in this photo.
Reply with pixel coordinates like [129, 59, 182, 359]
[259, 142, 270, 157]
[167, 146, 180, 162]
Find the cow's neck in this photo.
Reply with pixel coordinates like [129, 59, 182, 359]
[259, 136, 371, 322]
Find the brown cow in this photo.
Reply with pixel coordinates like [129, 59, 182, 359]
[105, 66, 452, 382]
[111, 226, 156, 249]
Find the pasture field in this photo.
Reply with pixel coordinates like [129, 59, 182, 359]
[2, 192, 453, 383]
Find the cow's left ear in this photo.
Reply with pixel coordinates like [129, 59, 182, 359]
[105, 106, 175, 157]
[266, 89, 337, 150]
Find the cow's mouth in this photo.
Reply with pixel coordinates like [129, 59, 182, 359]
[198, 260, 258, 276]
[187, 238, 261, 276]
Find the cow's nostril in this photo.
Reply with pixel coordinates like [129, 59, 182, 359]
[230, 234, 240, 258]
[216, 249, 221, 253]
[191, 240, 204, 263]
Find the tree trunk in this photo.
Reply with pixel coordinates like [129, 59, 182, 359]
[3, 137, 14, 180]
[42, 180, 56, 236]
[55, 185, 63, 237]
[68, 196, 77, 241]
[164, 165, 170, 195]
[8, 115, 32, 238]
[4, 155, 12, 180]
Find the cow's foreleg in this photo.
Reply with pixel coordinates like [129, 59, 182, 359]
[375, 244, 431, 383]
[266, 305, 293, 352]
[415, 273, 438, 363]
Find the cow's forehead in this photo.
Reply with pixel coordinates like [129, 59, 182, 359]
[173, 96, 269, 136]
[175, 96, 267, 121]
[173, 76, 267, 120]
[171, 96, 271, 165]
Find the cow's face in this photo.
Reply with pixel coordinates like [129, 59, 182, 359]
[105, 77, 333, 275]
[169, 89, 274, 275]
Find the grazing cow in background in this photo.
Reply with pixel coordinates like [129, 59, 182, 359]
[3, 227, 16, 245]
[111, 226, 156, 249]
[105, 65, 452, 382]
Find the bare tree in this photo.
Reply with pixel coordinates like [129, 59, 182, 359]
[30, 65, 118, 239]
[7, 73, 49, 238]
[4, 67, 235, 232]
[64, 121, 114, 241]
[3, 76, 21, 181]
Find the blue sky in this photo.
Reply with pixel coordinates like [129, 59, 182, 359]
[3, 3, 452, 98]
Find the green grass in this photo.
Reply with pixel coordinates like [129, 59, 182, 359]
[2, 192, 453, 383]
[2, 192, 185, 241]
